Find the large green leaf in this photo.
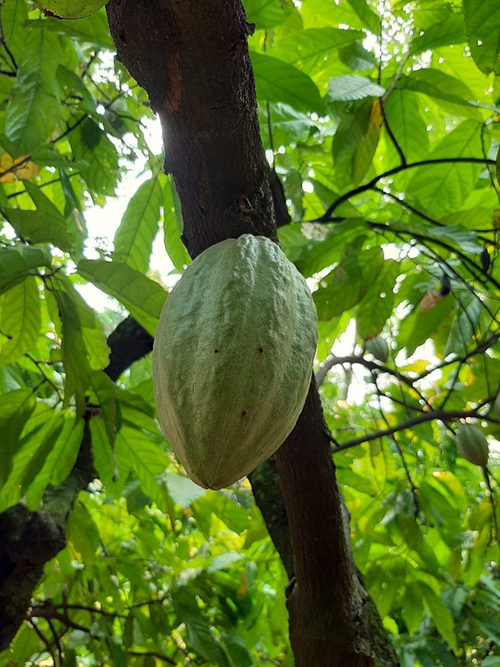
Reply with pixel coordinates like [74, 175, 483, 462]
[408, 120, 483, 218]
[300, 0, 368, 30]
[346, 0, 380, 33]
[244, 0, 293, 29]
[328, 75, 384, 102]
[463, 0, 500, 75]
[420, 585, 458, 653]
[69, 118, 120, 196]
[116, 426, 171, 511]
[0, 277, 41, 366]
[24, 415, 84, 510]
[0, 405, 65, 512]
[0, 246, 51, 295]
[384, 90, 429, 162]
[35, 0, 108, 19]
[410, 14, 466, 55]
[113, 176, 162, 273]
[398, 68, 483, 120]
[314, 245, 383, 320]
[39, 12, 113, 49]
[51, 274, 110, 371]
[273, 27, 364, 76]
[90, 416, 126, 497]
[78, 259, 166, 335]
[1, 0, 29, 62]
[172, 596, 219, 662]
[89, 371, 116, 445]
[250, 51, 324, 114]
[396, 295, 455, 357]
[0, 389, 36, 488]
[5, 26, 62, 154]
[444, 292, 483, 356]
[356, 259, 399, 339]
[3, 181, 84, 253]
[332, 99, 382, 186]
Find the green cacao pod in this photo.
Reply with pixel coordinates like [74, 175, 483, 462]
[152, 234, 318, 489]
[456, 423, 489, 468]
[365, 336, 389, 363]
[495, 393, 500, 418]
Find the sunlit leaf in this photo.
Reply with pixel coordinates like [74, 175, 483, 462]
[78, 259, 167, 336]
[113, 176, 162, 273]
[250, 51, 324, 114]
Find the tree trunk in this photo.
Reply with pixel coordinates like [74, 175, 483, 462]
[106, 1, 399, 665]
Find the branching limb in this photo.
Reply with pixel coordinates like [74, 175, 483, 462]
[333, 407, 500, 453]
[319, 156, 496, 220]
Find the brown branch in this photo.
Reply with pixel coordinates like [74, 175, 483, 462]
[380, 99, 406, 166]
[320, 156, 496, 220]
[317, 353, 432, 408]
[334, 408, 500, 453]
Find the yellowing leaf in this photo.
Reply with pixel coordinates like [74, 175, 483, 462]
[0, 153, 40, 183]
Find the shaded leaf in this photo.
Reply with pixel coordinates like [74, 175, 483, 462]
[0, 246, 51, 295]
[463, 0, 500, 75]
[0, 277, 41, 366]
[356, 259, 399, 339]
[0, 389, 36, 487]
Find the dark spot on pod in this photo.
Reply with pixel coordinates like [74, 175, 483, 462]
[258, 347, 263, 354]
[214, 349, 219, 353]
[241, 410, 247, 417]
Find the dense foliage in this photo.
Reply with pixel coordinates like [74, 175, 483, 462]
[0, 0, 499, 665]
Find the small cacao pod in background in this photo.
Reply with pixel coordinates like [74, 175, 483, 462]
[365, 336, 389, 363]
[456, 423, 489, 468]
[152, 234, 318, 489]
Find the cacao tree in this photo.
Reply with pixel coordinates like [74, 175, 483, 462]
[0, 0, 499, 666]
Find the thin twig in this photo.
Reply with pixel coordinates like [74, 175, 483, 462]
[319, 157, 496, 220]
[332, 408, 500, 453]
[28, 621, 56, 667]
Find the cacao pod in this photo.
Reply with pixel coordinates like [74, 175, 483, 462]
[495, 393, 500, 418]
[456, 423, 489, 468]
[365, 336, 389, 362]
[152, 234, 318, 489]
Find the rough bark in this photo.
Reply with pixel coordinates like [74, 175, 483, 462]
[106, 2, 398, 665]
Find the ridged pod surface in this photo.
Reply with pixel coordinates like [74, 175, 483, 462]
[456, 423, 489, 468]
[152, 234, 318, 489]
